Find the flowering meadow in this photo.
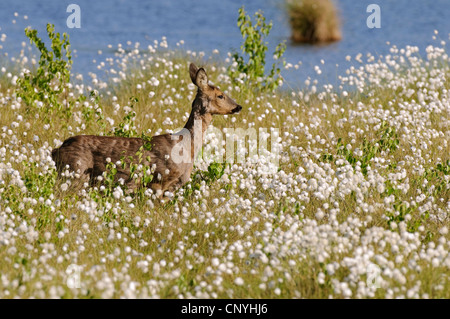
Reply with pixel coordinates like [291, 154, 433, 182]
[0, 20, 449, 299]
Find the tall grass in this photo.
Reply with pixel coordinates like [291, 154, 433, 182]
[0, 18, 448, 299]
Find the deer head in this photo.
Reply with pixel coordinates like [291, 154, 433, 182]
[189, 63, 242, 115]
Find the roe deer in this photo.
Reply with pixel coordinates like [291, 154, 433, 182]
[51, 63, 242, 197]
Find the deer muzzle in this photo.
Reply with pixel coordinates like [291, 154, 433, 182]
[232, 105, 242, 114]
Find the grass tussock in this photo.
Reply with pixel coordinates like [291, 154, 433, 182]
[287, 0, 342, 44]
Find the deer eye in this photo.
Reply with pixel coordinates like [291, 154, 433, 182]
[217, 95, 224, 99]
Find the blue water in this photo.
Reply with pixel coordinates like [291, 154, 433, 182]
[0, 0, 449, 89]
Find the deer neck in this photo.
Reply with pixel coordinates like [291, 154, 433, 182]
[184, 110, 212, 135]
[183, 100, 212, 162]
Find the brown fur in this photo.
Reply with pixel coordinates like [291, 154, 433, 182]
[51, 63, 242, 197]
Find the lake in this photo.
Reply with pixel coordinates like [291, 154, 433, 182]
[0, 0, 449, 89]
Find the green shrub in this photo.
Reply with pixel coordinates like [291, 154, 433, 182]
[16, 24, 73, 121]
[323, 121, 400, 176]
[228, 6, 286, 93]
[15, 23, 104, 129]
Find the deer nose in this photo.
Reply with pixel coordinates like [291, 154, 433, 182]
[232, 105, 242, 113]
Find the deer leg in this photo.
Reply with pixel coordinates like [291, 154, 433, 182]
[60, 162, 91, 188]
[149, 178, 180, 200]
[160, 178, 188, 199]
[150, 183, 164, 199]
[166, 178, 184, 193]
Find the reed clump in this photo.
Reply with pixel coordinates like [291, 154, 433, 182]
[287, 0, 342, 44]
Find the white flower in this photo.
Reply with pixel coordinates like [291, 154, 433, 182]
[234, 277, 244, 286]
[211, 258, 220, 267]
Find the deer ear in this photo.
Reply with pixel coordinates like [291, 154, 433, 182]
[195, 68, 208, 90]
[189, 63, 199, 84]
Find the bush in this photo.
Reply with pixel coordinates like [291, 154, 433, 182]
[16, 23, 104, 130]
[16, 24, 73, 121]
[228, 6, 286, 93]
